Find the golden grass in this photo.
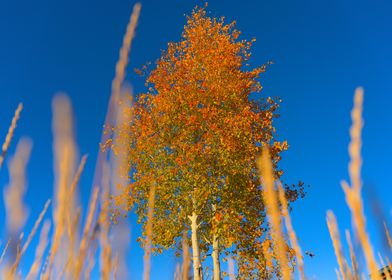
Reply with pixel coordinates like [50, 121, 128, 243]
[87, 2, 140, 277]
[335, 268, 342, 280]
[326, 210, 350, 280]
[278, 184, 305, 280]
[0, 239, 11, 266]
[174, 262, 181, 280]
[25, 220, 50, 280]
[106, 89, 134, 280]
[252, 87, 390, 280]
[111, 3, 141, 104]
[0, 103, 23, 169]
[69, 155, 88, 198]
[113, 253, 120, 280]
[4, 138, 31, 234]
[341, 87, 380, 279]
[74, 187, 99, 278]
[99, 160, 112, 280]
[43, 93, 77, 279]
[143, 183, 156, 280]
[0, 83, 387, 279]
[64, 155, 87, 277]
[384, 222, 392, 251]
[345, 230, 359, 280]
[98, 1, 141, 155]
[257, 148, 291, 280]
[11, 199, 51, 274]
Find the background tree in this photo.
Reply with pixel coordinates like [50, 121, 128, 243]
[112, 6, 304, 279]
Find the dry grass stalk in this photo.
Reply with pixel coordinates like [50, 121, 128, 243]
[69, 155, 88, 197]
[55, 255, 68, 280]
[65, 155, 87, 277]
[111, 3, 141, 105]
[107, 89, 133, 279]
[0, 239, 11, 266]
[99, 160, 112, 280]
[341, 87, 379, 278]
[278, 184, 305, 280]
[17, 232, 23, 257]
[174, 263, 181, 280]
[257, 148, 290, 280]
[73, 7, 141, 279]
[0, 103, 23, 169]
[4, 138, 32, 234]
[94, 2, 141, 186]
[326, 211, 350, 280]
[25, 220, 51, 280]
[384, 222, 392, 251]
[84, 233, 99, 280]
[113, 253, 119, 280]
[40, 250, 51, 278]
[11, 199, 51, 273]
[74, 186, 100, 278]
[63, 208, 81, 279]
[345, 230, 359, 280]
[20, 200, 51, 257]
[91, 4, 141, 274]
[3, 138, 32, 279]
[44, 93, 77, 279]
[113, 90, 133, 182]
[143, 183, 156, 280]
[335, 268, 342, 280]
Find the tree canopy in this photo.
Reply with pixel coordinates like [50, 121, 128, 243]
[110, 6, 304, 279]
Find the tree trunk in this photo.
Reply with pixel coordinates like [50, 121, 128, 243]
[211, 203, 221, 280]
[189, 211, 203, 280]
[212, 233, 221, 280]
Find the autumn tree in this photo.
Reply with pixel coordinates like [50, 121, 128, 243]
[113, 6, 303, 279]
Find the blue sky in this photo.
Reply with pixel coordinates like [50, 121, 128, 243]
[0, 0, 392, 278]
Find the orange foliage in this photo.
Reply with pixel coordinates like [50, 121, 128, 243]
[111, 6, 303, 278]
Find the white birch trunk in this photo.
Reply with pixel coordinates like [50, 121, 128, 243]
[212, 233, 221, 280]
[190, 211, 202, 280]
[212, 203, 221, 280]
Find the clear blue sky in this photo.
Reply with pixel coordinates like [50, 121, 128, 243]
[1, 0, 392, 279]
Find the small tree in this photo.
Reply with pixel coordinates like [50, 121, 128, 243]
[113, 6, 303, 279]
